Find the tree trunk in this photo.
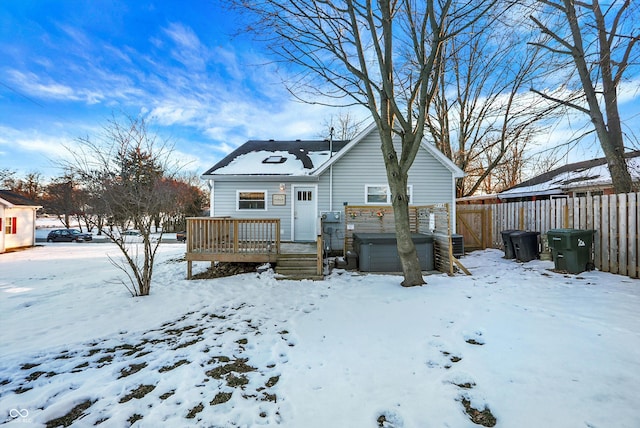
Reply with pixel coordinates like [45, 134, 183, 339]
[391, 194, 425, 287]
[540, 0, 636, 194]
[566, 0, 633, 194]
[381, 130, 425, 287]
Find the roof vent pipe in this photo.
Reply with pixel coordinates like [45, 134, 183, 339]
[330, 127, 334, 158]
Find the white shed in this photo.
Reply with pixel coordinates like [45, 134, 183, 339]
[0, 190, 41, 253]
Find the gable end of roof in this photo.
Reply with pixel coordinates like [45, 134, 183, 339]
[0, 190, 41, 207]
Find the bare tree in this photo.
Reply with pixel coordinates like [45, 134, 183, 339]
[0, 170, 45, 200]
[318, 111, 364, 141]
[43, 173, 78, 228]
[426, 11, 561, 197]
[530, 0, 639, 193]
[1, 169, 16, 189]
[231, 0, 498, 286]
[20, 172, 45, 201]
[65, 115, 178, 296]
[160, 175, 207, 232]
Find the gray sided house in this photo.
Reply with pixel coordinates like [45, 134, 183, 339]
[202, 124, 464, 251]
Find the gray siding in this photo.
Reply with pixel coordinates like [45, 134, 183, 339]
[208, 129, 456, 246]
[318, 132, 454, 209]
[316, 131, 456, 250]
[211, 181, 314, 241]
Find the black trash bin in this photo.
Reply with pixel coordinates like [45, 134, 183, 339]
[500, 229, 522, 259]
[510, 231, 540, 262]
[547, 229, 596, 274]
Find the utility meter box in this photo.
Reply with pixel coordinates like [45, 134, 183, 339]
[321, 211, 341, 223]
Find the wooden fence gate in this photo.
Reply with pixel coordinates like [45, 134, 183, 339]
[456, 208, 492, 251]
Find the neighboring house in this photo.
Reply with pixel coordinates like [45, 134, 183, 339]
[201, 123, 464, 251]
[0, 190, 41, 253]
[498, 150, 640, 201]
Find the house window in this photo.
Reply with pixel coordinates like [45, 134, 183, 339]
[366, 185, 389, 204]
[297, 190, 312, 201]
[237, 191, 267, 210]
[5, 217, 17, 234]
[365, 185, 413, 204]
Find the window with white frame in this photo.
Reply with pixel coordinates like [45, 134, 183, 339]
[4, 217, 17, 234]
[365, 185, 413, 204]
[237, 191, 267, 210]
[366, 185, 388, 204]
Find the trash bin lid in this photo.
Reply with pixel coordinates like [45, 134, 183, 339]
[501, 229, 522, 237]
[548, 228, 595, 235]
[548, 228, 575, 233]
[510, 231, 540, 237]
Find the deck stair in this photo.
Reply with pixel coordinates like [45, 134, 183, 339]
[275, 253, 323, 280]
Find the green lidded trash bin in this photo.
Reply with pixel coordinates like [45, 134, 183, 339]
[547, 229, 596, 274]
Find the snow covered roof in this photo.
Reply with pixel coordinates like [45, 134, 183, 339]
[202, 140, 349, 180]
[203, 123, 464, 183]
[499, 151, 640, 199]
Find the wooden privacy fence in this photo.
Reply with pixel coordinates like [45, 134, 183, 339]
[344, 204, 462, 274]
[456, 192, 640, 278]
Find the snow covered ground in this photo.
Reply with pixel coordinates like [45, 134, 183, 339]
[1, 237, 639, 427]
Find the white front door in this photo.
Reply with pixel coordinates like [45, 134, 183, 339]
[293, 186, 316, 241]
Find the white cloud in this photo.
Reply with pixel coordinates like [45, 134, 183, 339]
[7, 70, 76, 100]
[619, 78, 640, 104]
[163, 22, 208, 71]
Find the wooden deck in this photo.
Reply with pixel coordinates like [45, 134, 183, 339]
[185, 217, 322, 279]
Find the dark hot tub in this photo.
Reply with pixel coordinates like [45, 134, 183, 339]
[352, 232, 434, 272]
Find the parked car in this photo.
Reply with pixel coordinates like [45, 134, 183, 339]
[46, 229, 93, 242]
[176, 231, 186, 242]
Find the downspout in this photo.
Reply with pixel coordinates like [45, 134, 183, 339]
[329, 127, 334, 211]
[32, 207, 38, 247]
[208, 180, 214, 217]
[451, 175, 457, 234]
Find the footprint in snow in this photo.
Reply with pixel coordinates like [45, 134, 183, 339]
[376, 410, 404, 427]
[425, 339, 463, 369]
[464, 330, 486, 346]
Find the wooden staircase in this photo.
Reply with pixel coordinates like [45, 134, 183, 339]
[275, 253, 323, 280]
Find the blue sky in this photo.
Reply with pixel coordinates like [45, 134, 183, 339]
[1, 1, 639, 182]
[0, 0, 345, 179]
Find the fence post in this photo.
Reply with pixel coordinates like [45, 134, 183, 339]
[519, 206, 524, 230]
[629, 193, 637, 278]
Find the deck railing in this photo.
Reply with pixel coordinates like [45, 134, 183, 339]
[187, 217, 281, 255]
[185, 217, 281, 278]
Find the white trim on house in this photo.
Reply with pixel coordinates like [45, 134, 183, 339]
[364, 184, 414, 205]
[365, 184, 389, 204]
[236, 190, 268, 211]
[208, 180, 215, 216]
[420, 142, 465, 178]
[290, 184, 318, 241]
[313, 123, 378, 176]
